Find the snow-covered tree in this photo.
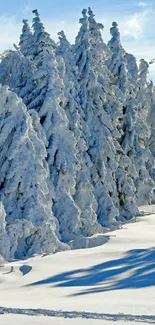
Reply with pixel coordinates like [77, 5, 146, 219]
[19, 19, 33, 58]
[26, 10, 59, 112]
[6, 11, 83, 242]
[75, 9, 139, 224]
[0, 49, 35, 108]
[107, 22, 128, 94]
[56, 30, 81, 135]
[125, 52, 138, 82]
[146, 102, 155, 184]
[137, 59, 153, 120]
[147, 82, 155, 153]
[0, 85, 66, 259]
[139, 59, 149, 85]
[0, 202, 10, 260]
[138, 62, 155, 189]
[122, 99, 154, 204]
[120, 76, 154, 205]
[88, 7, 111, 59]
[29, 9, 56, 62]
[74, 9, 120, 226]
[57, 30, 102, 236]
[25, 20, 82, 241]
[37, 53, 82, 242]
[107, 22, 154, 205]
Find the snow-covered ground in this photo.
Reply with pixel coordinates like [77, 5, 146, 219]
[0, 205, 155, 324]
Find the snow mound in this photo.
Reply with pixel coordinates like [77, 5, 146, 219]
[69, 234, 110, 249]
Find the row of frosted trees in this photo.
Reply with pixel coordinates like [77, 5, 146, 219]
[0, 8, 155, 260]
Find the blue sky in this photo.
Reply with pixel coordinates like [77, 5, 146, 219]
[0, 0, 155, 79]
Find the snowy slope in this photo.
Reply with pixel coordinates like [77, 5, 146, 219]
[0, 205, 155, 324]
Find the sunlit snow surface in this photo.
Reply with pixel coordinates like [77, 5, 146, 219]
[0, 205, 155, 325]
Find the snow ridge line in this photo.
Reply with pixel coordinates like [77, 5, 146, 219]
[0, 306, 155, 323]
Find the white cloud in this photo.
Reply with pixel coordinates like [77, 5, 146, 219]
[120, 7, 153, 39]
[123, 13, 144, 38]
[138, 2, 149, 7]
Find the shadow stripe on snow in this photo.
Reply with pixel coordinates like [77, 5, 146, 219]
[0, 307, 155, 323]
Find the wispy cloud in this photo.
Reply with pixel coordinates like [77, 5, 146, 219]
[120, 6, 153, 39]
[138, 2, 149, 7]
[118, 4, 155, 80]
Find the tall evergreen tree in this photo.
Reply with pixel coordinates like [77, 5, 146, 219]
[90, 15, 138, 220]
[74, 9, 138, 224]
[19, 19, 33, 58]
[0, 85, 66, 258]
[108, 23, 154, 205]
[25, 12, 83, 241]
[125, 53, 138, 82]
[0, 202, 10, 260]
[57, 30, 102, 236]
[88, 7, 111, 59]
[137, 59, 152, 119]
[107, 22, 127, 94]
[0, 49, 35, 108]
[30, 9, 56, 61]
[147, 96, 155, 183]
[74, 9, 120, 226]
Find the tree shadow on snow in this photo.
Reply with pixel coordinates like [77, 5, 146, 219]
[27, 248, 155, 296]
[20, 265, 32, 276]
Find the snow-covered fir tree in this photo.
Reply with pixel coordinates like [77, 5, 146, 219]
[121, 94, 154, 205]
[137, 59, 153, 119]
[138, 63, 155, 188]
[107, 22, 155, 205]
[125, 52, 138, 82]
[25, 12, 83, 242]
[88, 7, 111, 59]
[0, 202, 10, 260]
[56, 30, 81, 136]
[19, 19, 33, 58]
[74, 9, 120, 225]
[0, 85, 67, 259]
[29, 9, 56, 61]
[24, 10, 57, 112]
[147, 99, 155, 185]
[93, 17, 138, 220]
[57, 30, 102, 236]
[74, 9, 139, 223]
[107, 22, 127, 94]
[132, 61, 155, 203]
[0, 49, 35, 108]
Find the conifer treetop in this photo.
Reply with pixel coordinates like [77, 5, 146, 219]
[88, 7, 104, 30]
[32, 9, 39, 15]
[19, 18, 32, 55]
[79, 9, 88, 26]
[32, 9, 45, 34]
[87, 7, 110, 59]
[109, 21, 121, 52]
[139, 59, 149, 85]
[58, 30, 70, 47]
